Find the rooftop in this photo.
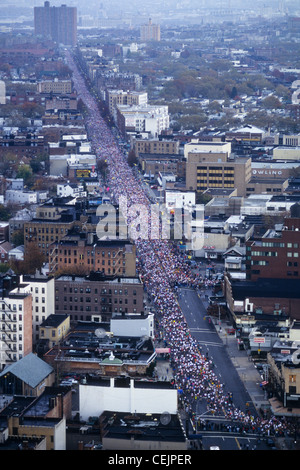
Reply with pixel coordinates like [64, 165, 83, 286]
[45, 322, 156, 366]
[56, 273, 141, 284]
[40, 314, 69, 328]
[231, 278, 300, 301]
[100, 410, 187, 444]
[0, 353, 54, 389]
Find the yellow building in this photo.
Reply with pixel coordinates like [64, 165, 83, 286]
[40, 314, 70, 349]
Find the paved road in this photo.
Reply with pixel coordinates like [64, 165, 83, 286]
[178, 287, 259, 417]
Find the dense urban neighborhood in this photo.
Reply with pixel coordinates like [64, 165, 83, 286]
[0, 0, 299, 453]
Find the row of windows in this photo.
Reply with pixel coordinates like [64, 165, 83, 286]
[197, 183, 234, 188]
[58, 258, 125, 266]
[59, 305, 135, 313]
[251, 260, 269, 266]
[31, 287, 46, 294]
[1, 304, 22, 312]
[60, 297, 136, 305]
[59, 287, 134, 295]
[197, 177, 234, 182]
[26, 227, 68, 234]
[261, 242, 285, 247]
[33, 306, 46, 313]
[197, 171, 234, 177]
[252, 251, 278, 257]
[251, 269, 299, 277]
[58, 249, 124, 257]
[1, 331, 22, 342]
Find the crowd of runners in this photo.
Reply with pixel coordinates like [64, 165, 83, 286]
[65, 51, 298, 439]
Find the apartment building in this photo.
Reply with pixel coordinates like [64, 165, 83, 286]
[37, 78, 73, 95]
[96, 71, 142, 93]
[0, 133, 46, 159]
[116, 104, 169, 139]
[19, 273, 55, 345]
[185, 141, 251, 197]
[0, 289, 32, 370]
[24, 216, 78, 258]
[45, 96, 78, 112]
[106, 89, 148, 116]
[54, 272, 144, 322]
[34, 1, 77, 46]
[133, 137, 180, 158]
[140, 18, 161, 41]
[9, 209, 32, 244]
[49, 232, 136, 277]
[246, 212, 300, 282]
[139, 154, 186, 180]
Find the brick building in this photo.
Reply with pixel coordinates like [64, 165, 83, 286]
[24, 212, 78, 258]
[54, 272, 144, 322]
[246, 213, 300, 281]
[0, 133, 46, 160]
[49, 232, 136, 277]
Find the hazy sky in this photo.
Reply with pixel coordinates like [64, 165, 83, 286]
[2, 0, 300, 22]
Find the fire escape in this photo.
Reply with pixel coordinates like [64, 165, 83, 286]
[0, 300, 18, 363]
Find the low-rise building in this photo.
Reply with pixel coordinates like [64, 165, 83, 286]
[39, 314, 70, 349]
[80, 376, 177, 421]
[267, 340, 300, 412]
[43, 320, 156, 377]
[0, 386, 69, 450]
[100, 410, 188, 451]
[0, 353, 55, 396]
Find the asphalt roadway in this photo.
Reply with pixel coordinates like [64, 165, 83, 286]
[176, 286, 276, 450]
[177, 287, 267, 417]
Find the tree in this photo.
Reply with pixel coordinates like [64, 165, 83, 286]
[16, 164, 33, 185]
[261, 95, 282, 110]
[0, 204, 11, 221]
[11, 229, 24, 247]
[10, 241, 46, 275]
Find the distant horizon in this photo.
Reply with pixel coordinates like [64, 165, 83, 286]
[2, 0, 300, 23]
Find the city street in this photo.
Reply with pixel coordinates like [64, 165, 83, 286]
[177, 287, 260, 418]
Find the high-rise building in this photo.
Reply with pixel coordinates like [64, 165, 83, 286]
[140, 18, 160, 42]
[34, 1, 77, 46]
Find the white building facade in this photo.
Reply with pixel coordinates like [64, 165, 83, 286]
[79, 377, 178, 421]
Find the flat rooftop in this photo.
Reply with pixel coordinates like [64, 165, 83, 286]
[231, 278, 300, 300]
[100, 410, 187, 444]
[45, 322, 155, 365]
